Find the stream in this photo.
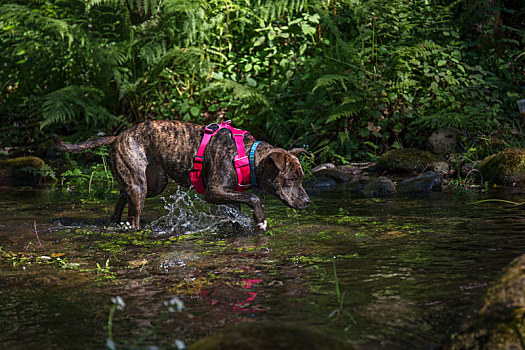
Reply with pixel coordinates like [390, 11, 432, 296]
[1, 184, 524, 349]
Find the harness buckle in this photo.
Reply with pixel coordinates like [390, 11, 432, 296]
[204, 123, 219, 134]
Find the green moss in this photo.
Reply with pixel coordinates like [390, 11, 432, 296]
[478, 148, 525, 185]
[376, 149, 438, 173]
[0, 156, 45, 169]
[448, 253, 525, 349]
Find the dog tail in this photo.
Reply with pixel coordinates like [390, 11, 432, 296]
[51, 133, 117, 153]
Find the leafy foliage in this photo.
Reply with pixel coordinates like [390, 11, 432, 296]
[0, 0, 524, 162]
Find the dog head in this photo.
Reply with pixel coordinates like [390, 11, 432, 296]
[260, 147, 310, 209]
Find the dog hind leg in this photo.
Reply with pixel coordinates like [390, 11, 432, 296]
[126, 181, 146, 230]
[110, 149, 148, 230]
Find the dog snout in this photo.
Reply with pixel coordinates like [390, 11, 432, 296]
[304, 196, 311, 206]
[295, 193, 310, 209]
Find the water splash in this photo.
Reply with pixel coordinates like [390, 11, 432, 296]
[151, 186, 253, 236]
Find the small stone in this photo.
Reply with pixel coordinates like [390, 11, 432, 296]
[312, 163, 335, 172]
[430, 161, 450, 176]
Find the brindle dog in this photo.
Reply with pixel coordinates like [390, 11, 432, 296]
[51, 120, 310, 231]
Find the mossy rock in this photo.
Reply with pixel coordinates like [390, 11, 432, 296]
[0, 156, 46, 186]
[447, 253, 525, 349]
[376, 149, 438, 174]
[0, 156, 45, 169]
[478, 148, 525, 186]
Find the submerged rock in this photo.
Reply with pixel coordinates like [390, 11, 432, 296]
[397, 171, 442, 195]
[346, 178, 370, 193]
[376, 149, 438, 174]
[0, 156, 46, 186]
[189, 321, 351, 350]
[447, 253, 525, 349]
[478, 148, 525, 186]
[362, 177, 397, 198]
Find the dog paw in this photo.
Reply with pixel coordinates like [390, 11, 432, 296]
[256, 220, 268, 231]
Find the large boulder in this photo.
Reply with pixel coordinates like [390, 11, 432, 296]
[0, 156, 46, 186]
[428, 127, 461, 155]
[478, 148, 525, 186]
[376, 149, 438, 174]
[448, 253, 525, 349]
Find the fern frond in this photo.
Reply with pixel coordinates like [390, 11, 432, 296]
[148, 47, 206, 80]
[204, 80, 269, 108]
[41, 86, 119, 129]
[162, 0, 209, 15]
[87, 0, 162, 15]
[325, 100, 363, 124]
[313, 74, 354, 92]
[0, 4, 81, 47]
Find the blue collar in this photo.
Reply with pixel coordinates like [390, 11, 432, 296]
[249, 141, 263, 187]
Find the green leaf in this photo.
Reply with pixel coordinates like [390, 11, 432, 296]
[254, 36, 265, 47]
[246, 76, 257, 87]
[301, 23, 316, 36]
[190, 106, 200, 117]
[437, 60, 447, 66]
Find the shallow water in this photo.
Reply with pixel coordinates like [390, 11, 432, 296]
[0, 184, 524, 349]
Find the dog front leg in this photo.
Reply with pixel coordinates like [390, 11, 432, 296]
[110, 190, 128, 224]
[205, 189, 267, 231]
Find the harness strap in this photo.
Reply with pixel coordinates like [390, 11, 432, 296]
[190, 121, 254, 194]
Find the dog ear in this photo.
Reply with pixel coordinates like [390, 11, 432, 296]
[266, 150, 286, 172]
[288, 147, 308, 158]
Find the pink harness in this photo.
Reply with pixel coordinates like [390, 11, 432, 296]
[190, 121, 253, 194]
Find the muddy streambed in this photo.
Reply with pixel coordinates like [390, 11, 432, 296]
[1, 184, 524, 349]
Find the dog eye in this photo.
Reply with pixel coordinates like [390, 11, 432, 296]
[284, 178, 296, 187]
